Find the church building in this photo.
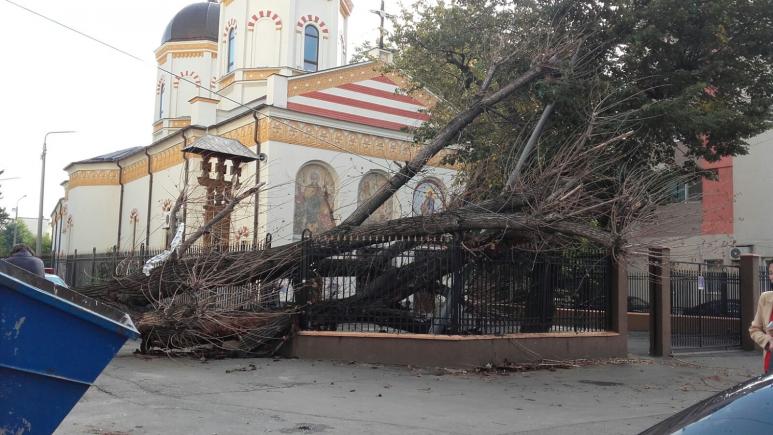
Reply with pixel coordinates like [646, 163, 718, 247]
[51, 0, 455, 256]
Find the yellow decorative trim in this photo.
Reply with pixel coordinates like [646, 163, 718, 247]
[170, 118, 191, 129]
[221, 123, 260, 146]
[122, 160, 148, 184]
[222, 0, 234, 5]
[151, 143, 185, 173]
[287, 63, 437, 108]
[69, 169, 120, 189]
[172, 51, 205, 59]
[288, 63, 375, 97]
[243, 68, 281, 81]
[153, 120, 163, 133]
[219, 118, 453, 168]
[218, 72, 236, 89]
[155, 41, 218, 64]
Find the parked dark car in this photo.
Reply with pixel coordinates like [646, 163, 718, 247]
[627, 296, 650, 313]
[683, 299, 740, 317]
[640, 374, 773, 434]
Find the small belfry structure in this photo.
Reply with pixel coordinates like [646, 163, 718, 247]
[182, 135, 258, 248]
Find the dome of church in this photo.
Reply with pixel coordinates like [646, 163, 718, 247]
[160, 1, 220, 45]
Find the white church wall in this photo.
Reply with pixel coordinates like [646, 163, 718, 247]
[155, 49, 217, 124]
[148, 164, 187, 250]
[120, 176, 150, 252]
[66, 185, 120, 254]
[170, 56, 217, 121]
[219, 0, 339, 76]
[262, 140, 457, 245]
[249, 19, 282, 67]
[337, 8, 348, 65]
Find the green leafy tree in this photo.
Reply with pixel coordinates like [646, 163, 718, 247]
[0, 220, 35, 257]
[0, 169, 10, 229]
[377, 0, 773, 332]
[388, 0, 773, 196]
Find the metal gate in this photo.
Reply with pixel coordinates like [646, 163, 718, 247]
[670, 262, 741, 350]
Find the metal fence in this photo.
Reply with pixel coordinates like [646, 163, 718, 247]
[628, 272, 651, 313]
[670, 262, 741, 350]
[54, 235, 614, 335]
[53, 235, 274, 288]
[299, 235, 613, 335]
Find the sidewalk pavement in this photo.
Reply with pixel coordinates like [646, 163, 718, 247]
[57, 336, 761, 435]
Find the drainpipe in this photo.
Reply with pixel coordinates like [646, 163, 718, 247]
[52, 207, 60, 270]
[144, 148, 154, 249]
[56, 205, 63, 266]
[116, 159, 125, 251]
[252, 111, 261, 248]
[182, 129, 190, 241]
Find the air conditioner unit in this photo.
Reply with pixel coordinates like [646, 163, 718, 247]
[729, 245, 753, 260]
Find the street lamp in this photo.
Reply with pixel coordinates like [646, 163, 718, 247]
[12, 194, 27, 246]
[37, 131, 76, 256]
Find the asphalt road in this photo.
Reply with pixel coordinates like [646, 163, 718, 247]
[57, 338, 760, 435]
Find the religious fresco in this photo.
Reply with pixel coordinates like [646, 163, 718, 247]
[357, 171, 395, 224]
[412, 179, 445, 216]
[294, 163, 337, 235]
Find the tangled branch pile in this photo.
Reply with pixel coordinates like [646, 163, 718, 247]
[75, 0, 773, 356]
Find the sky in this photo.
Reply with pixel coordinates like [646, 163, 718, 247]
[0, 0, 412, 222]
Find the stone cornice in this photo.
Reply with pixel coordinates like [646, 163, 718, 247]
[68, 169, 120, 189]
[220, 117, 453, 168]
[155, 41, 218, 64]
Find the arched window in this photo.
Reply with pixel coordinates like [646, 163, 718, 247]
[303, 25, 319, 72]
[158, 83, 165, 119]
[227, 28, 236, 72]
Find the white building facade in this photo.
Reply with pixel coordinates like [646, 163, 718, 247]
[52, 0, 455, 256]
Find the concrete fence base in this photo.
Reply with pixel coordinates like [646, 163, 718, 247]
[286, 331, 627, 368]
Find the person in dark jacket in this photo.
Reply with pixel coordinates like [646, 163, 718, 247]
[3, 244, 45, 277]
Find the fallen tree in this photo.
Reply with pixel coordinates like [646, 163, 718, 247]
[76, 0, 773, 356]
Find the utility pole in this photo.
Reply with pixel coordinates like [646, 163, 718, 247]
[12, 194, 26, 246]
[37, 131, 75, 256]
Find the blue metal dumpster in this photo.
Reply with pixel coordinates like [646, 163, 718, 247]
[0, 261, 139, 435]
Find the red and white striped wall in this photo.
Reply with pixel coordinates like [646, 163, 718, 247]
[287, 76, 430, 131]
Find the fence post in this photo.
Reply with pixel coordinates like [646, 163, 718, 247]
[649, 248, 671, 357]
[72, 249, 79, 289]
[610, 255, 628, 337]
[740, 254, 760, 351]
[296, 230, 312, 306]
[112, 245, 118, 278]
[448, 234, 464, 334]
[91, 247, 97, 285]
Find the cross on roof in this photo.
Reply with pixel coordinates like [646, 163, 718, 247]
[369, 0, 395, 49]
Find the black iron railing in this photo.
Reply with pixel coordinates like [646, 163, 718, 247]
[628, 272, 651, 313]
[298, 234, 613, 335]
[52, 235, 273, 288]
[670, 262, 741, 349]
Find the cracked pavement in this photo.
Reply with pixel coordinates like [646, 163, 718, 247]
[57, 335, 761, 435]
